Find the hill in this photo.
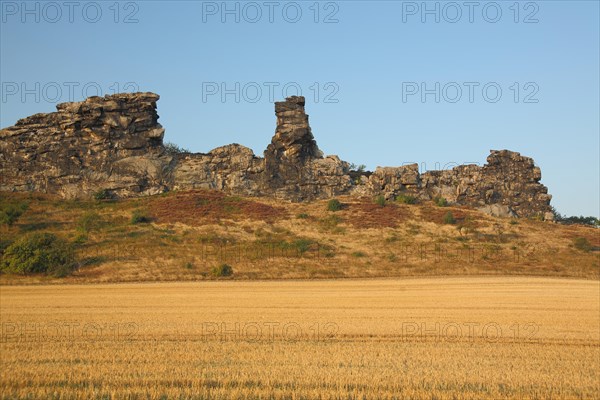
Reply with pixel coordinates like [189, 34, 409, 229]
[0, 190, 597, 284]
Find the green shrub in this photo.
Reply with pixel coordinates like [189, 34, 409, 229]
[212, 263, 233, 277]
[131, 209, 151, 224]
[351, 251, 366, 258]
[0, 238, 13, 257]
[327, 199, 342, 212]
[164, 142, 190, 155]
[0, 201, 29, 227]
[293, 238, 314, 255]
[77, 211, 102, 234]
[349, 163, 366, 173]
[443, 211, 456, 225]
[434, 196, 448, 207]
[1, 232, 76, 277]
[320, 214, 341, 228]
[94, 189, 112, 201]
[296, 213, 310, 219]
[184, 262, 194, 269]
[573, 237, 592, 252]
[558, 215, 600, 227]
[396, 194, 417, 205]
[374, 195, 386, 207]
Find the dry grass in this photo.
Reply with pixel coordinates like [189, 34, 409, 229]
[1, 277, 598, 399]
[0, 190, 598, 284]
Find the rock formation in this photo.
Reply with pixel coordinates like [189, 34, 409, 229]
[0, 92, 172, 199]
[0, 92, 553, 218]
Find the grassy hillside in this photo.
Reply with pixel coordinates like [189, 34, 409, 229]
[0, 190, 598, 284]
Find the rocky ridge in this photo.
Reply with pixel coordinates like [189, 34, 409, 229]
[0, 92, 553, 218]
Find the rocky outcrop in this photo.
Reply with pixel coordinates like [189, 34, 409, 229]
[261, 96, 351, 200]
[418, 150, 552, 218]
[0, 92, 553, 218]
[0, 92, 171, 199]
[172, 144, 264, 194]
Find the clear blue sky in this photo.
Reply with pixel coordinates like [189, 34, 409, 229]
[1, 1, 598, 217]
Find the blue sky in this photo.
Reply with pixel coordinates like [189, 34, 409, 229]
[1, 0, 598, 217]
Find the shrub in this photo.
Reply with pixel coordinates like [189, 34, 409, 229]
[443, 211, 456, 224]
[396, 194, 417, 205]
[351, 251, 366, 258]
[294, 239, 314, 255]
[296, 213, 309, 219]
[327, 199, 342, 212]
[1, 232, 76, 277]
[558, 215, 600, 227]
[320, 214, 341, 228]
[212, 263, 233, 277]
[573, 237, 592, 252]
[349, 163, 366, 173]
[374, 195, 386, 207]
[184, 262, 194, 269]
[77, 211, 102, 234]
[131, 209, 151, 224]
[164, 142, 190, 155]
[434, 196, 448, 207]
[0, 238, 13, 257]
[93, 189, 112, 201]
[0, 201, 29, 227]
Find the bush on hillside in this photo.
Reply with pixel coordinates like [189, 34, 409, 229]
[1, 232, 76, 277]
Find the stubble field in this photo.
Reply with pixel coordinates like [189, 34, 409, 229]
[1, 276, 599, 399]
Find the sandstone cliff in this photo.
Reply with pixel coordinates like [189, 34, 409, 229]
[0, 92, 553, 218]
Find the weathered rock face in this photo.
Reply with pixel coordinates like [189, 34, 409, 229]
[419, 150, 552, 218]
[0, 92, 172, 198]
[266, 96, 321, 163]
[0, 92, 553, 218]
[172, 144, 264, 194]
[261, 96, 351, 200]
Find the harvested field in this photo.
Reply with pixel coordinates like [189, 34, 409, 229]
[1, 277, 598, 399]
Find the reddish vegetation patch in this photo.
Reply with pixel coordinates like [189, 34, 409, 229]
[418, 205, 473, 225]
[345, 202, 411, 228]
[149, 190, 287, 225]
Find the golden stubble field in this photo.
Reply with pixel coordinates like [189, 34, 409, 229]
[1, 277, 599, 399]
